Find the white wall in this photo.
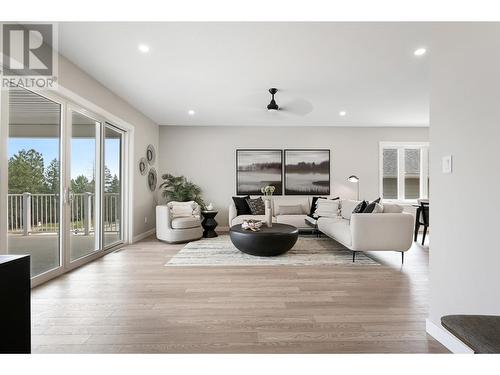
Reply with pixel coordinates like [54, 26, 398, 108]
[159, 126, 428, 226]
[428, 24, 500, 334]
[58, 56, 159, 238]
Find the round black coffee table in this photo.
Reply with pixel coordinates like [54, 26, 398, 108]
[229, 223, 298, 256]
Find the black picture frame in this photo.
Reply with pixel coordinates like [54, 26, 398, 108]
[236, 149, 283, 195]
[284, 149, 330, 195]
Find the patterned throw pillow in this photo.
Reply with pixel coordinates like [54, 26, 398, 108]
[246, 197, 265, 215]
[352, 200, 368, 214]
[363, 197, 382, 213]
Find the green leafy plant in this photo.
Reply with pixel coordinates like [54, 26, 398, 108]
[159, 173, 205, 208]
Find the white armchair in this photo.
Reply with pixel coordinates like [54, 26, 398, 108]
[156, 202, 203, 243]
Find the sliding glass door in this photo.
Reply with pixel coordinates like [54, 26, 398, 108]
[103, 124, 123, 247]
[3, 86, 126, 282]
[69, 111, 101, 261]
[7, 86, 62, 277]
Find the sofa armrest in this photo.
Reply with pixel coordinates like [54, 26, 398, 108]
[350, 213, 414, 252]
[228, 203, 237, 227]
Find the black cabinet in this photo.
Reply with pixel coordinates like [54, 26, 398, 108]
[0, 255, 31, 354]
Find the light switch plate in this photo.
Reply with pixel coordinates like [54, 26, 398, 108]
[442, 155, 452, 174]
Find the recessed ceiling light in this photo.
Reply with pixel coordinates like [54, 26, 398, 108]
[414, 47, 427, 56]
[138, 44, 150, 53]
[339, 111, 347, 117]
[188, 110, 195, 116]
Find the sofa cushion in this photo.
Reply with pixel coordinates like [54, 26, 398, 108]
[310, 196, 340, 216]
[317, 217, 352, 247]
[246, 197, 265, 215]
[272, 196, 310, 215]
[232, 195, 251, 215]
[383, 203, 404, 213]
[231, 215, 275, 226]
[309, 196, 326, 216]
[314, 199, 340, 218]
[340, 200, 362, 220]
[171, 204, 196, 218]
[276, 214, 309, 228]
[275, 204, 304, 215]
[171, 216, 201, 229]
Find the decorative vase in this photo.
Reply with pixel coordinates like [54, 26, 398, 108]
[264, 198, 272, 228]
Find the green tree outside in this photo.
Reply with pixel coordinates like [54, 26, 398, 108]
[9, 149, 117, 195]
[8, 149, 46, 194]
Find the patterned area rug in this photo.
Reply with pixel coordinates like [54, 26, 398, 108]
[166, 235, 379, 266]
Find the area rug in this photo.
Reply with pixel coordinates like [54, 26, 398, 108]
[166, 235, 379, 267]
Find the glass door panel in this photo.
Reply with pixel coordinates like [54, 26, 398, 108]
[7, 86, 62, 277]
[103, 124, 123, 247]
[69, 111, 100, 261]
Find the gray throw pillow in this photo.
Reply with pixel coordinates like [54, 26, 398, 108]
[246, 197, 265, 215]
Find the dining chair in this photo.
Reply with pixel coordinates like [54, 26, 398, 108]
[414, 202, 429, 245]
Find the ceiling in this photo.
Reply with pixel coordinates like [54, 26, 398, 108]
[58, 23, 430, 127]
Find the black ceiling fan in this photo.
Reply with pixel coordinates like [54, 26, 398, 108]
[261, 87, 313, 116]
[267, 88, 279, 111]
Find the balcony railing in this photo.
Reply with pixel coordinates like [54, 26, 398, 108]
[7, 192, 120, 235]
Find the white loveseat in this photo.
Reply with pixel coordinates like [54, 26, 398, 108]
[317, 200, 414, 262]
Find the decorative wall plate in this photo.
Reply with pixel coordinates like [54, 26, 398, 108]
[139, 157, 148, 176]
[146, 144, 156, 165]
[148, 168, 157, 191]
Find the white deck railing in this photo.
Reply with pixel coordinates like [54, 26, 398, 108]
[7, 192, 120, 235]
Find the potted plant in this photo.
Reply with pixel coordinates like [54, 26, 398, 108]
[261, 185, 275, 199]
[159, 173, 206, 208]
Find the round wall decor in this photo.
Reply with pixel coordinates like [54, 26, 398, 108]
[148, 168, 157, 191]
[138, 157, 148, 176]
[146, 144, 156, 165]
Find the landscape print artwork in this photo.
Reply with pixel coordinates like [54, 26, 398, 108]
[236, 149, 283, 195]
[285, 149, 330, 195]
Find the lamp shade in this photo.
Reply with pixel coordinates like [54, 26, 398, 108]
[347, 175, 359, 183]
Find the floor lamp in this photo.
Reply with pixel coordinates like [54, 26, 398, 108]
[347, 175, 360, 200]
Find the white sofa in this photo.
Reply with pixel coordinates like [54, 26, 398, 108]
[317, 200, 414, 262]
[229, 196, 320, 229]
[156, 202, 203, 243]
[229, 197, 414, 262]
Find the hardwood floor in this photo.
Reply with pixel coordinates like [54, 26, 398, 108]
[31, 233, 448, 353]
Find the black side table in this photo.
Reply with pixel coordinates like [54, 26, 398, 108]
[201, 210, 218, 238]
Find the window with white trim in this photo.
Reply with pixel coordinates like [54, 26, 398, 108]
[379, 142, 429, 201]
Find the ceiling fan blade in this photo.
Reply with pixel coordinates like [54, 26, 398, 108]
[280, 98, 314, 116]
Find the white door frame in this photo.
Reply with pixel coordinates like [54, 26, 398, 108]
[0, 88, 9, 255]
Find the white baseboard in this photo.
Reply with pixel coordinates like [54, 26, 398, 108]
[217, 226, 230, 232]
[133, 228, 156, 243]
[426, 318, 474, 353]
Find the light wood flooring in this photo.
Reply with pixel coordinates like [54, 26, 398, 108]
[31, 233, 448, 353]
